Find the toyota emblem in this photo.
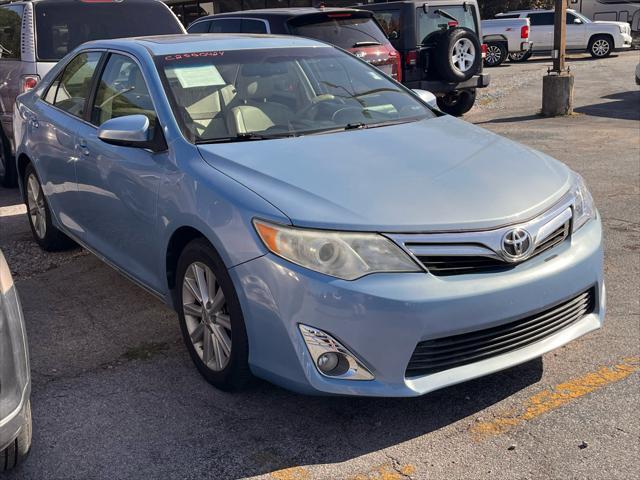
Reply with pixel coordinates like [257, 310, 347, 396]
[502, 228, 533, 261]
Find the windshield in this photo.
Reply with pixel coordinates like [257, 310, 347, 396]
[157, 47, 434, 144]
[289, 15, 389, 49]
[34, 1, 183, 61]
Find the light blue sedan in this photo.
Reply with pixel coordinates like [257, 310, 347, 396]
[13, 34, 604, 396]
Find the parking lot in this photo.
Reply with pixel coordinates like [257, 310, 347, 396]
[0, 50, 638, 480]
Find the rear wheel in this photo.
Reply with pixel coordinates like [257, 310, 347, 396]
[589, 35, 613, 58]
[484, 42, 507, 67]
[437, 89, 477, 117]
[508, 50, 532, 63]
[24, 164, 75, 251]
[176, 238, 251, 391]
[1, 401, 32, 472]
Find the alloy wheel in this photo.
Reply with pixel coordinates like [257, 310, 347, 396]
[452, 38, 476, 73]
[485, 45, 502, 66]
[592, 39, 610, 57]
[182, 262, 232, 372]
[26, 173, 46, 239]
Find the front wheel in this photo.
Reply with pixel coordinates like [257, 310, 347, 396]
[508, 50, 532, 63]
[589, 35, 613, 58]
[437, 90, 477, 117]
[1, 400, 32, 472]
[484, 42, 507, 67]
[176, 238, 251, 391]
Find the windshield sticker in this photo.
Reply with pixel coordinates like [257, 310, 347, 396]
[164, 51, 225, 61]
[168, 64, 226, 88]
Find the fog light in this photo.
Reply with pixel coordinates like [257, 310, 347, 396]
[298, 324, 374, 380]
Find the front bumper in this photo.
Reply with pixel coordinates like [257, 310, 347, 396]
[616, 33, 633, 49]
[405, 73, 490, 93]
[0, 384, 30, 452]
[230, 216, 604, 397]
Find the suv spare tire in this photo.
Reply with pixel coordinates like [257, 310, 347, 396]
[434, 28, 482, 82]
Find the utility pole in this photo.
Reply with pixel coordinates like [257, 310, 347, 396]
[542, 0, 574, 116]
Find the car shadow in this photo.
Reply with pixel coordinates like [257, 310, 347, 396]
[521, 54, 619, 65]
[476, 113, 542, 125]
[574, 90, 640, 121]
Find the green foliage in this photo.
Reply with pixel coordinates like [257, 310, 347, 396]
[478, 0, 555, 18]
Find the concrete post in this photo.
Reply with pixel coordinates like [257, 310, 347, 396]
[542, 0, 574, 116]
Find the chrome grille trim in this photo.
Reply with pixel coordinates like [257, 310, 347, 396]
[386, 192, 574, 275]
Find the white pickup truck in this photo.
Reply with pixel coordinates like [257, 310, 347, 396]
[496, 9, 633, 61]
[481, 18, 533, 67]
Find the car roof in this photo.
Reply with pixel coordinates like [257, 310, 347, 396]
[80, 33, 330, 56]
[205, 7, 364, 18]
[499, 9, 577, 14]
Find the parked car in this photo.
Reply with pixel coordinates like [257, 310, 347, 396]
[0, 249, 31, 471]
[360, 0, 489, 116]
[187, 8, 402, 82]
[481, 17, 532, 67]
[496, 9, 632, 62]
[0, 0, 185, 188]
[568, 0, 640, 33]
[14, 34, 604, 397]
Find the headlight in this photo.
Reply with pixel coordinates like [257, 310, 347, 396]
[254, 220, 421, 280]
[572, 173, 596, 233]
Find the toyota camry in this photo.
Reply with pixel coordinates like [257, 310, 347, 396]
[12, 34, 604, 396]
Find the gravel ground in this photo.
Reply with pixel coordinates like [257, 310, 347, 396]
[0, 51, 638, 480]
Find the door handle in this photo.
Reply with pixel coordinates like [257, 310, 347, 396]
[78, 138, 90, 156]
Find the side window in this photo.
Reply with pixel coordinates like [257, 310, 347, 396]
[91, 54, 156, 128]
[0, 5, 24, 60]
[188, 21, 211, 33]
[209, 19, 241, 33]
[46, 52, 102, 119]
[242, 19, 267, 34]
[528, 13, 555, 26]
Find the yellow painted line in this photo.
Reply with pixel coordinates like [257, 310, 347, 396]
[270, 466, 310, 480]
[472, 356, 640, 438]
[349, 463, 416, 480]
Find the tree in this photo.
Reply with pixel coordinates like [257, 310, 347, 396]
[478, 0, 554, 18]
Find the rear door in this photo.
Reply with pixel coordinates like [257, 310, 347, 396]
[527, 12, 555, 50]
[30, 51, 104, 236]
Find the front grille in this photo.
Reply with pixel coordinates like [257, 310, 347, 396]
[415, 221, 570, 276]
[406, 288, 595, 378]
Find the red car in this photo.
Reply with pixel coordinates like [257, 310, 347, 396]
[187, 7, 402, 82]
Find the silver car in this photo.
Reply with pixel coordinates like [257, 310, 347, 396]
[0, 0, 185, 187]
[0, 249, 31, 471]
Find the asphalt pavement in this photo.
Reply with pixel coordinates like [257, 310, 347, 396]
[0, 51, 638, 480]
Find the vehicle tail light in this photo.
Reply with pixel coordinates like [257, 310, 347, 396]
[521, 25, 529, 39]
[447, 21, 459, 27]
[481, 44, 488, 59]
[404, 49, 418, 67]
[21, 75, 40, 94]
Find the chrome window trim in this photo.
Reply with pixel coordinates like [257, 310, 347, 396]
[386, 191, 575, 267]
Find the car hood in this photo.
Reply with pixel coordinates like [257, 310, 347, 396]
[197, 115, 572, 232]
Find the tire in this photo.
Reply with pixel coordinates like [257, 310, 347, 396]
[508, 50, 532, 63]
[1, 400, 32, 472]
[484, 42, 507, 67]
[0, 129, 16, 188]
[23, 164, 75, 251]
[588, 35, 613, 58]
[437, 89, 477, 117]
[176, 238, 251, 391]
[434, 28, 482, 82]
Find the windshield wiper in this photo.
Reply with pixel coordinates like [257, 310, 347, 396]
[352, 41, 382, 48]
[434, 8, 459, 24]
[354, 87, 403, 98]
[344, 122, 366, 130]
[196, 132, 293, 144]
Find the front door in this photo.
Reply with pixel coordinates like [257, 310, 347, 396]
[74, 52, 167, 292]
[566, 12, 587, 49]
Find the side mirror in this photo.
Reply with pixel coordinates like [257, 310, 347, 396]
[573, 18, 583, 24]
[97, 114, 166, 152]
[412, 89, 438, 109]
